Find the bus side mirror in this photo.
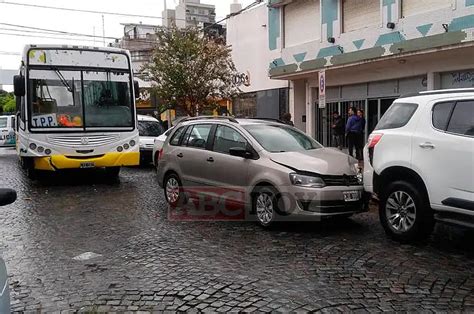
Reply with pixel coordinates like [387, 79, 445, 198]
[134, 80, 140, 99]
[13, 75, 25, 97]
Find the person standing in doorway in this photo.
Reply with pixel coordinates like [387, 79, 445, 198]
[356, 109, 366, 161]
[281, 113, 294, 126]
[331, 111, 345, 150]
[346, 107, 363, 159]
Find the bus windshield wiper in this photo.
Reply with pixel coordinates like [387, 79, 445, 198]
[53, 67, 73, 93]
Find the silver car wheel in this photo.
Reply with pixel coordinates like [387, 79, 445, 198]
[385, 191, 416, 232]
[166, 177, 180, 204]
[256, 193, 274, 225]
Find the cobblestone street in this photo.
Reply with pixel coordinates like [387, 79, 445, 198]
[0, 147, 473, 312]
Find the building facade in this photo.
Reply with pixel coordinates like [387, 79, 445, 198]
[227, 3, 289, 119]
[264, 0, 474, 145]
[117, 23, 160, 115]
[163, 0, 216, 28]
[119, 23, 159, 77]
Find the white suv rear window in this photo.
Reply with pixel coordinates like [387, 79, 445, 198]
[447, 101, 474, 136]
[375, 103, 418, 130]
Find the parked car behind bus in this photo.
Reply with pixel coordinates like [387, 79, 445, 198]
[137, 115, 164, 165]
[0, 115, 16, 148]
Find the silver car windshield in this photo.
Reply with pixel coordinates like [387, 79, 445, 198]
[244, 124, 322, 153]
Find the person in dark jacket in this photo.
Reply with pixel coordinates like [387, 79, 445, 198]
[331, 111, 345, 150]
[346, 107, 364, 159]
[356, 109, 366, 160]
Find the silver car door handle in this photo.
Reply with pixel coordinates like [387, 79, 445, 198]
[419, 142, 435, 149]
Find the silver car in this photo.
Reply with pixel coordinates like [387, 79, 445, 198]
[157, 117, 367, 226]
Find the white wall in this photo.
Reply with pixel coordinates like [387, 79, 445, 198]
[175, 4, 187, 28]
[342, 0, 380, 33]
[227, 4, 288, 93]
[401, 0, 452, 18]
[284, 0, 320, 48]
[0, 69, 17, 86]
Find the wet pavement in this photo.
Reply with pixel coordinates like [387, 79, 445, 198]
[0, 147, 474, 312]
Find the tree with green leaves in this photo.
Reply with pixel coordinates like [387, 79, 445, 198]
[144, 26, 240, 117]
[0, 91, 16, 113]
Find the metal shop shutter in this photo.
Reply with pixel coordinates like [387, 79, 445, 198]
[401, 0, 451, 18]
[342, 0, 380, 33]
[284, 0, 320, 47]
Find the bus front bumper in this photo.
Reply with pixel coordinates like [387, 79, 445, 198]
[34, 152, 140, 171]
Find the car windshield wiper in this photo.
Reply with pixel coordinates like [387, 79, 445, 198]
[52, 67, 73, 93]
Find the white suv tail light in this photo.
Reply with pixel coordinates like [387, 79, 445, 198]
[368, 133, 383, 149]
[368, 133, 383, 166]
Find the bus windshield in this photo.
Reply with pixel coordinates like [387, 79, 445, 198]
[28, 69, 133, 129]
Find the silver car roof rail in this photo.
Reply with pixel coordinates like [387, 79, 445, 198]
[248, 118, 286, 124]
[179, 116, 239, 124]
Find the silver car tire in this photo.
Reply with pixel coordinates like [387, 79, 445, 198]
[164, 173, 185, 207]
[253, 186, 280, 228]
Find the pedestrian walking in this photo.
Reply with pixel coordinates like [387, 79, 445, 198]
[345, 107, 364, 160]
[281, 113, 294, 126]
[331, 111, 345, 150]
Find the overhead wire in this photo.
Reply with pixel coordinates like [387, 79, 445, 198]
[117, 0, 264, 45]
[0, 32, 101, 42]
[0, 0, 187, 21]
[0, 0, 263, 46]
[0, 51, 20, 55]
[0, 22, 118, 40]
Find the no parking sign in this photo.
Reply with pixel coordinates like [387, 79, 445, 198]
[318, 70, 326, 109]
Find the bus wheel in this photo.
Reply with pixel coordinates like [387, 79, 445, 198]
[21, 157, 36, 180]
[105, 167, 121, 178]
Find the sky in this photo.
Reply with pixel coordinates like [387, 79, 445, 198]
[0, 0, 255, 71]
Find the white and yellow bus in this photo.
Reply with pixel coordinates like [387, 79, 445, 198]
[13, 45, 140, 178]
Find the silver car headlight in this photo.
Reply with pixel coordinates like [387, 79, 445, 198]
[351, 163, 363, 184]
[289, 173, 326, 188]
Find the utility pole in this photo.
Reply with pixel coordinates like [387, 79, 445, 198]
[102, 15, 106, 47]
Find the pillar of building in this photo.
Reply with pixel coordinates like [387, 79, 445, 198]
[289, 80, 306, 131]
[427, 72, 441, 90]
[381, 0, 401, 25]
[306, 81, 316, 138]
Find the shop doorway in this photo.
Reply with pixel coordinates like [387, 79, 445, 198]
[316, 100, 365, 147]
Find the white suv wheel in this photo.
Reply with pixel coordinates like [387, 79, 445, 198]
[385, 191, 417, 232]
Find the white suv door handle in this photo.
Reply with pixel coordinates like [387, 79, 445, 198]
[419, 142, 435, 149]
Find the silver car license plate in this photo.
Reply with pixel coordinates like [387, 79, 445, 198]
[343, 191, 360, 202]
[80, 162, 95, 169]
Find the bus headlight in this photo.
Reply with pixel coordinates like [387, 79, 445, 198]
[37, 146, 44, 153]
[129, 140, 136, 147]
[117, 146, 124, 152]
[29, 143, 37, 150]
[45, 149, 52, 155]
[123, 143, 130, 150]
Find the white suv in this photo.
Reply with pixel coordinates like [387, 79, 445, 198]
[364, 89, 474, 242]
